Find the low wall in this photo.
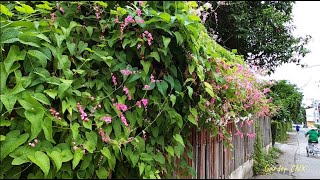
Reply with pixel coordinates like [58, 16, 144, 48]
[228, 159, 253, 179]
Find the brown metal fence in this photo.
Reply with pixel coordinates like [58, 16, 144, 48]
[177, 116, 271, 179]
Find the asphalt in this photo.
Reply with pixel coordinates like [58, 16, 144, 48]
[251, 128, 320, 179]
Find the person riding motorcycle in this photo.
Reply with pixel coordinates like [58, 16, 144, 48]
[305, 127, 320, 144]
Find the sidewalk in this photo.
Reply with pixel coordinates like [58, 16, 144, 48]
[252, 128, 320, 179]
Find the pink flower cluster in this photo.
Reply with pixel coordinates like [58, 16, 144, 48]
[77, 103, 89, 122]
[142, 31, 153, 46]
[123, 86, 132, 100]
[138, 1, 144, 6]
[115, 15, 119, 24]
[90, 104, 101, 114]
[120, 15, 135, 40]
[120, 112, 128, 126]
[99, 128, 111, 143]
[29, 139, 39, 148]
[137, 9, 142, 17]
[93, 6, 101, 19]
[150, 74, 161, 83]
[50, 13, 55, 23]
[144, 85, 150, 90]
[263, 88, 271, 94]
[136, 98, 148, 110]
[49, 108, 61, 120]
[100, 116, 112, 124]
[246, 132, 256, 139]
[234, 130, 244, 138]
[121, 69, 132, 76]
[113, 103, 128, 112]
[112, 73, 117, 86]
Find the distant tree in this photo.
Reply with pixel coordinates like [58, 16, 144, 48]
[198, 1, 311, 73]
[267, 80, 303, 122]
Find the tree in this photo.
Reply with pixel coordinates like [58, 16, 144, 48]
[267, 80, 303, 122]
[198, 1, 311, 73]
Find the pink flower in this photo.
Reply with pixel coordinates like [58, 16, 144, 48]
[144, 85, 150, 90]
[206, 101, 210, 106]
[115, 15, 119, 24]
[100, 116, 112, 124]
[138, 1, 144, 6]
[121, 69, 132, 76]
[112, 73, 117, 86]
[77, 103, 89, 121]
[49, 108, 61, 120]
[136, 18, 145, 24]
[137, 44, 141, 49]
[124, 15, 135, 26]
[136, 101, 142, 108]
[263, 88, 271, 94]
[50, 13, 55, 22]
[113, 103, 128, 112]
[123, 86, 132, 100]
[73, 146, 78, 150]
[141, 98, 148, 107]
[89, 96, 95, 101]
[59, 7, 64, 13]
[137, 9, 142, 16]
[120, 112, 128, 126]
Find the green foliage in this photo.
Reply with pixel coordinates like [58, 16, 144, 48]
[0, 1, 272, 179]
[271, 120, 291, 144]
[199, 1, 311, 73]
[254, 121, 281, 175]
[267, 80, 304, 122]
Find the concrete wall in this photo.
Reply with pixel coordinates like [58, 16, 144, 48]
[228, 159, 253, 179]
[228, 142, 272, 179]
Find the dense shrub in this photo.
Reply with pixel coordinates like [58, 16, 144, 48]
[0, 1, 273, 179]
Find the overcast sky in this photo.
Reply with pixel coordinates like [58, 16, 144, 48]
[265, 1, 320, 106]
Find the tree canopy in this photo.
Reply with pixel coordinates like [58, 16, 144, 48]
[199, 1, 311, 73]
[266, 80, 303, 122]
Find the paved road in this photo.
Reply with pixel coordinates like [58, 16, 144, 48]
[252, 128, 320, 179]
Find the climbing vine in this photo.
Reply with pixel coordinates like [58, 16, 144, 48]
[0, 1, 273, 179]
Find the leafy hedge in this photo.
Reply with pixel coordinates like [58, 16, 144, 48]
[271, 121, 291, 144]
[0, 1, 272, 179]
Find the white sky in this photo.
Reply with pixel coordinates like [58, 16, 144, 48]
[264, 1, 320, 106]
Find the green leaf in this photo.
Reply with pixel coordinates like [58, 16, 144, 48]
[187, 114, 198, 126]
[187, 86, 193, 99]
[127, 73, 142, 83]
[61, 149, 73, 162]
[0, 119, 11, 127]
[159, 12, 171, 22]
[28, 151, 50, 176]
[36, 3, 52, 10]
[0, 94, 17, 114]
[4, 45, 26, 72]
[0, 131, 29, 160]
[72, 148, 84, 170]
[130, 154, 139, 167]
[154, 153, 165, 164]
[174, 134, 185, 147]
[0, 4, 13, 17]
[36, 34, 51, 43]
[33, 93, 50, 105]
[25, 109, 44, 140]
[0, 135, 5, 141]
[170, 94, 176, 106]
[66, 42, 76, 56]
[47, 151, 62, 171]
[54, 34, 65, 48]
[96, 166, 109, 179]
[205, 87, 215, 97]
[165, 146, 174, 157]
[157, 81, 168, 96]
[174, 31, 183, 45]
[101, 147, 111, 159]
[58, 81, 72, 99]
[83, 121, 92, 131]
[12, 156, 30, 165]
[70, 123, 80, 140]
[149, 52, 160, 62]
[138, 162, 145, 176]
[42, 117, 55, 143]
[83, 132, 97, 153]
[85, 26, 94, 37]
[15, 4, 36, 14]
[141, 60, 151, 74]
[80, 153, 92, 170]
[162, 36, 171, 49]
[190, 107, 198, 118]
[164, 75, 175, 90]
[44, 89, 58, 99]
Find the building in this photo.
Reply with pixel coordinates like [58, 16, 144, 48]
[306, 99, 320, 127]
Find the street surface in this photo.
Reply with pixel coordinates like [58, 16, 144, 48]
[252, 128, 320, 179]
